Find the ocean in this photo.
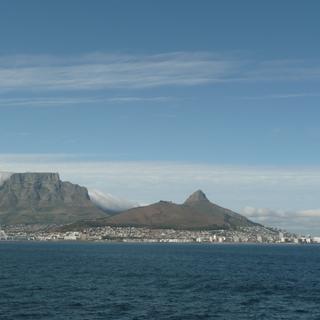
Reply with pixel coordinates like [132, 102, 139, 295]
[0, 242, 319, 320]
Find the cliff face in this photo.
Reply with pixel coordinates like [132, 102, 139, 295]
[0, 173, 109, 225]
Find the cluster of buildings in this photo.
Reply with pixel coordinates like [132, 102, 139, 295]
[0, 224, 318, 244]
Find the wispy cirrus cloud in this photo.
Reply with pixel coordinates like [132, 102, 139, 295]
[0, 52, 320, 94]
[245, 59, 320, 82]
[0, 96, 173, 107]
[0, 52, 239, 92]
[238, 92, 320, 100]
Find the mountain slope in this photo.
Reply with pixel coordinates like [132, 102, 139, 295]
[183, 190, 254, 228]
[65, 190, 256, 230]
[0, 173, 110, 225]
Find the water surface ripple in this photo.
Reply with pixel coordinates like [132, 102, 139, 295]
[0, 242, 319, 319]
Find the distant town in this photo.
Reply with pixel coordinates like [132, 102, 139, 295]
[1, 225, 319, 244]
[1, 173, 318, 244]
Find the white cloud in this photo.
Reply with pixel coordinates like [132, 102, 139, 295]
[245, 59, 320, 82]
[0, 96, 173, 107]
[88, 189, 139, 212]
[0, 53, 319, 95]
[0, 172, 12, 186]
[299, 209, 320, 217]
[241, 206, 320, 235]
[238, 92, 320, 100]
[0, 52, 238, 92]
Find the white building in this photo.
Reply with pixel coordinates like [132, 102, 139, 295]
[0, 229, 7, 240]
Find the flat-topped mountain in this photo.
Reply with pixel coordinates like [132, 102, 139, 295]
[0, 172, 109, 225]
[64, 190, 256, 230]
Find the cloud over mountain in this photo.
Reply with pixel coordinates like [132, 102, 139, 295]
[88, 189, 139, 212]
[0, 172, 12, 186]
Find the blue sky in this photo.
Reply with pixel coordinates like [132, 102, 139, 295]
[0, 1, 320, 233]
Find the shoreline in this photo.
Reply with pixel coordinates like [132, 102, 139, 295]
[0, 239, 316, 245]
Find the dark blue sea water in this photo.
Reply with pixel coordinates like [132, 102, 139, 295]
[0, 243, 320, 320]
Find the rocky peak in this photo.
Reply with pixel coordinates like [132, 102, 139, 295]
[184, 190, 209, 204]
[0, 172, 108, 225]
[9, 172, 60, 185]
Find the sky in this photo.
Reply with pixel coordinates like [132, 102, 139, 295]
[0, 0, 320, 234]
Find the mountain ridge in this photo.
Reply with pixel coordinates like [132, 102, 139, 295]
[0, 172, 258, 230]
[0, 172, 109, 225]
[62, 189, 257, 230]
